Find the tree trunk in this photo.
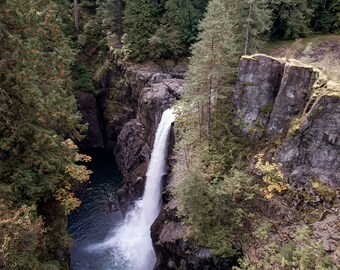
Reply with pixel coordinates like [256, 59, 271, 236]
[74, 0, 79, 32]
[116, 0, 124, 36]
[244, 2, 253, 55]
[208, 38, 214, 137]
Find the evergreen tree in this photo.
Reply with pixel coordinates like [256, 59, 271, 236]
[123, 0, 157, 61]
[234, 0, 272, 55]
[0, 0, 91, 266]
[149, 0, 204, 58]
[184, 0, 239, 140]
[97, 0, 123, 36]
[270, 0, 313, 39]
[330, 0, 340, 32]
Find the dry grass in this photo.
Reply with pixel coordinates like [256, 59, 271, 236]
[260, 35, 340, 83]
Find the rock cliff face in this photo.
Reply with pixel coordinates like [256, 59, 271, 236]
[233, 54, 318, 138]
[277, 90, 340, 188]
[151, 54, 339, 269]
[75, 91, 105, 149]
[80, 55, 338, 269]
[233, 54, 339, 188]
[114, 63, 183, 211]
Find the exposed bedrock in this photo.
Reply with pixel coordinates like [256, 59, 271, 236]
[151, 182, 235, 270]
[114, 63, 184, 211]
[277, 93, 340, 188]
[233, 54, 339, 188]
[75, 91, 105, 149]
[233, 54, 318, 138]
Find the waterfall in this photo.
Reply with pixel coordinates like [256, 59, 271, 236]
[90, 108, 174, 270]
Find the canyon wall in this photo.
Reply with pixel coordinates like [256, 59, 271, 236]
[76, 55, 339, 269]
[113, 63, 183, 211]
[151, 55, 339, 269]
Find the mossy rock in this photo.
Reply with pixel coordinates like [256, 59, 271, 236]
[311, 180, 337, 202]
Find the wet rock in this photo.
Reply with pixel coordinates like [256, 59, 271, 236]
[114, 63, 184, 210]
[114, 119, 150, 210]
[139, 79, 184, 146]
[75, 92, 105, 149]
[151, 178, 235, 270]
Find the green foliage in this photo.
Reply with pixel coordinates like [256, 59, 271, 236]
[330, 0, 340, 32]
[309, 0, 340, 33]
[174, 155, 257, 256]
[172, 0, 263, 257]
[0, 0, 91, 267]
[78, 19, 102, 47]
[149, 0, 204, 59]
[96, 0, 123, 36]
[72, 62, 95, 92]
[232, 0, 272, 54]
[184, 0, 240, 140]
[234, 226, 335, 270]
[123, 0, 157, 61]
[270, 0, 313, 39]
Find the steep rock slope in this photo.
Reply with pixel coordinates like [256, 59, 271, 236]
[234, 54, 339, 188]
[75, 91, 105, 149]
[114, 63, 183, 211]
[151, 55, 339, 269]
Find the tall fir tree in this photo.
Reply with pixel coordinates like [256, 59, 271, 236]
[331, 0, 340, 32]
[149, 0, 205, 59]
[97, 0, 123, 36]
[0, 0, 91, 267]
[183, 0, 240, 140]
[234, 0, 272, 55]
[123, 0, 157, 61]
[270, 0, 313, 38]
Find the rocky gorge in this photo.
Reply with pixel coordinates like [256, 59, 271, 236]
[75, 54, 339, 269]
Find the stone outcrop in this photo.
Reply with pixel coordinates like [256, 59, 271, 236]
[233, 55, 283, 138]
[75, 92, 105, 149]
[267, 60, 317, 136]
[151, 185, 235, 270]
[112, 55, 339, 269]
[277, 88, 340, 188]
[114, 63, 184, 210]
[233, 54, 339, 188]
[233, 54, 318, 138]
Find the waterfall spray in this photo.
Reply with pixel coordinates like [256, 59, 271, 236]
[90, 109, 174, 269]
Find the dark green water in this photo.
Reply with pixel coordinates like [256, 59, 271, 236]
[67, 150, 124, 270]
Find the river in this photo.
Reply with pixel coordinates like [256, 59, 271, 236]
[67, 150, 125, 270]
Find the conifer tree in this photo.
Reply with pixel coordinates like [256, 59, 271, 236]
[97, 0, 123, 36]
[330, 0, 340, 32]
[0, 0, 91, 266]
[123, 0, 157, 61]
[183, 0, 239, 140]
[270, 0, 313, 38]
[149, 0, 203, 58]
[235, 0, 272, 55]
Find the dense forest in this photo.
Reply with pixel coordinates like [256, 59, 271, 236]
[0, 0, 339, 269]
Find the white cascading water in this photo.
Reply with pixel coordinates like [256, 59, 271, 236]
[89, 108, 174, 270]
